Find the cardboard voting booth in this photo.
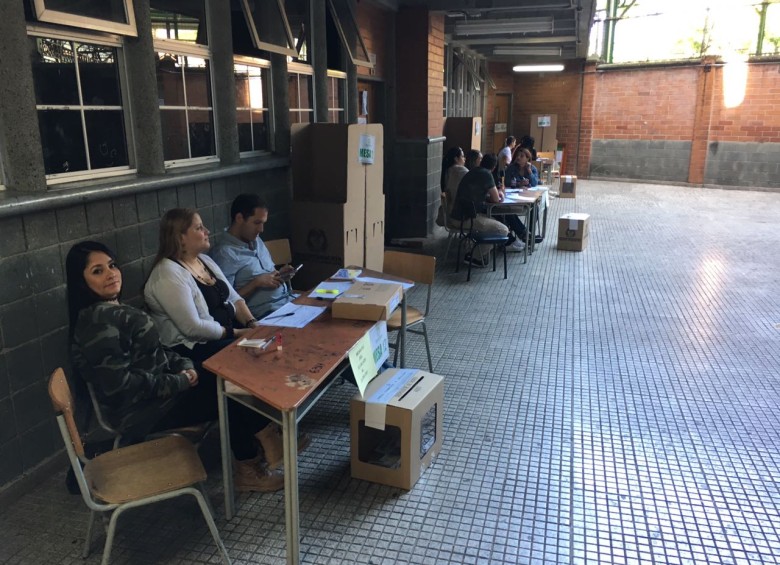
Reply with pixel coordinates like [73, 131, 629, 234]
[557, 213, 590, 251]
[351, 368, 444, 490]
[560, 175, 577, 198]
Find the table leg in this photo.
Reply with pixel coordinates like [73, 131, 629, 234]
[217, 378, 235, 520]
[523, 205, 530, 264]
[400, 294, 407, 368]
[282, 410, 300, 565]
[542, 203, 548, 240]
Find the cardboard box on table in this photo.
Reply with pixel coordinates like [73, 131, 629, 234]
[351, 368, 444, 490]
[332, 281, 403, 322]
[557, 213, 590, 252]
[559, 175, 577, 198]
[291, 123, 385, 278]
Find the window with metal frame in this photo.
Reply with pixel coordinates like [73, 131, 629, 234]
[327, 72, 346, 124]
[29, 31, 132, 183]
[288, 63, 314, 125]
[31, 0, 138, 37]
[150, 2, 206, 45]
[240, 0, 297, 57]
[326, 0, 373, 68]
[155, 42, 216, 165]
[234, 58, 271, 154]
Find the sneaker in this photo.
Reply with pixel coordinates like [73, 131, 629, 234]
[508, 240, 526, 252]
[535, 235, 544, 244]
[234, 456, 285, 492]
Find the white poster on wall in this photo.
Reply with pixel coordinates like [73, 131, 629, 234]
[537, 115, 552, 128]
[358, 134, 375, 164]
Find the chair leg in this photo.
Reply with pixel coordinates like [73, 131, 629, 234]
[422, 323, 433, 372]
[466, 248, 473, 281]
[492, 244, 498, 272]
[102, 508, 125, 565]
[83, 510, 97, 559]
[503, 243, 508, 279]
[455, 238, 463, 273]
[192, 488, 232, 565]
[392, 334, 399, 367]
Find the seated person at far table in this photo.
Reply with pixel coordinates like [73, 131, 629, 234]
[452, 153, 517, 267]
[210, 194, 295, 319]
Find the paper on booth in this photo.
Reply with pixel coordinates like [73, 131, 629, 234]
[364, 368, 418, 430]
[348, 321, 389, 396]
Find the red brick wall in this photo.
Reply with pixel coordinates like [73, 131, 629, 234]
[395, 8, 444, 138]
[710, 62, 780, 142]
[356, 1, 390, 80]
[592, 66, 699, 140]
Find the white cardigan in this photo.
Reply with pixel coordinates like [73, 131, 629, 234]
[144, 255, 243, 349]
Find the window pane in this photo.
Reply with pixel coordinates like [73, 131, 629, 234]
[85, 111, 128, 170]
[237, 109, 253, 152]
[38, 110, 87, 174]
[327, 0, 372, 67]
[188, 110, 215, 158]
[157, 53, 185, 106]
[42, 0, 129, 24]
[233, 65, 265, 109]
[251, 110, 268, 151]
[184, 59, 211, 107]
[150, 0, 206, 44]
[240, 0, 296, 56]
[30, 37, 79, 105]
[77, 44, 122, 106]
[288, 74, 300, 109]
[160, 109, 189, 160]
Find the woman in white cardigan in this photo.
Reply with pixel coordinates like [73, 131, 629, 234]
[145, 208, 308, 489]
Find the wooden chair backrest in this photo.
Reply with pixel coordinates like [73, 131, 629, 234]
[383, 250, 436, 285]
[48, 368, 85, 458]
[264, 239, 292, 265]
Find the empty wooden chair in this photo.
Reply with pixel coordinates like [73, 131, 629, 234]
[49, 368, 231, 565]
[383, 250, 436, 372]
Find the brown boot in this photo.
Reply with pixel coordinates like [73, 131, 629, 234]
[233, 457, 284, 492]
[255, 423, 312, 470]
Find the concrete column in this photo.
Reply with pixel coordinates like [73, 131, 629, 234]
[124, 0, 165, 175]
[310, 0, 328, 122]
[0, 1, 46, 192]
[688, 57, 717, 185]
[207, 0, 239, 165]
[270, 53, 291, 156]
[346, 63, 358, 124]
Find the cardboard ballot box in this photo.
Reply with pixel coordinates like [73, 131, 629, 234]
[557, 213, 590, 252]
[560, 175, 577, 198]
[351, 368, 444, 490]
[332, 281, 403, 322]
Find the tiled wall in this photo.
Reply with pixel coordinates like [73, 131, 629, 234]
[390, 139, 443, 239]
[590, 140, 692, 182]
[704, 141, 780, 188]
[0, 167, 289, 489]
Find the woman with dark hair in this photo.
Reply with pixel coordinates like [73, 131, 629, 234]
[144, 208, 309, 475]
[67, 240, 284, 492]
[436, 146, 468, 228]
[464, 149, 483, 171]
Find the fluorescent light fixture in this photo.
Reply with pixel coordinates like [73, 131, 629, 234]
[513, 64, 565, 72]
[454, 17, 554, 36]
[494, 47, 562, 56]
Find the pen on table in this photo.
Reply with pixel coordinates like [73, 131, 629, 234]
[260, 335, 277, 351]
[263, 311, 295, 321]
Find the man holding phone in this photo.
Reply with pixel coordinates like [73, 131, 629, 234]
[210, 194, 296, 319]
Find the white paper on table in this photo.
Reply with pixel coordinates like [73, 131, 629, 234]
[355, 275, 414, 291]
[308, 281, 353, 300]
[256, 302, 326, 328]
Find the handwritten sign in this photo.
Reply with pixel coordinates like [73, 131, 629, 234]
[348, 321, 388, 395]
[537, 115, 551, 128]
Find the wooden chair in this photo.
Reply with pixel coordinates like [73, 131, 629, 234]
[49, 369, 231, 565]
[383, 250, 436, 372]
[454, 199, 509, 282]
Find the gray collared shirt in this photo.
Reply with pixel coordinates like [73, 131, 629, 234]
[209, 232, 291, 318]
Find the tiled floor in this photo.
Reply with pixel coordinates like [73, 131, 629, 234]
[2, 180, 780, 564]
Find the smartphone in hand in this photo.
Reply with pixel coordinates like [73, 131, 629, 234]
[280, 264, 303, 282]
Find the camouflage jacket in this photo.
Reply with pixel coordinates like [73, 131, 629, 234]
[71, 302, 193, 437]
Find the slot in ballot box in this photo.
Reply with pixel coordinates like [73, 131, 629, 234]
[351, 368, 444, 490]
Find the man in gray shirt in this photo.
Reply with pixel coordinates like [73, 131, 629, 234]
[210, 194, 294, 319]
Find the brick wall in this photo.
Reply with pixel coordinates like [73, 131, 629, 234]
[427, 14, 444, 137]
[487, 59, 780, 187]
[356, 1, 391, 80]
[0, 167, 290, 489]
